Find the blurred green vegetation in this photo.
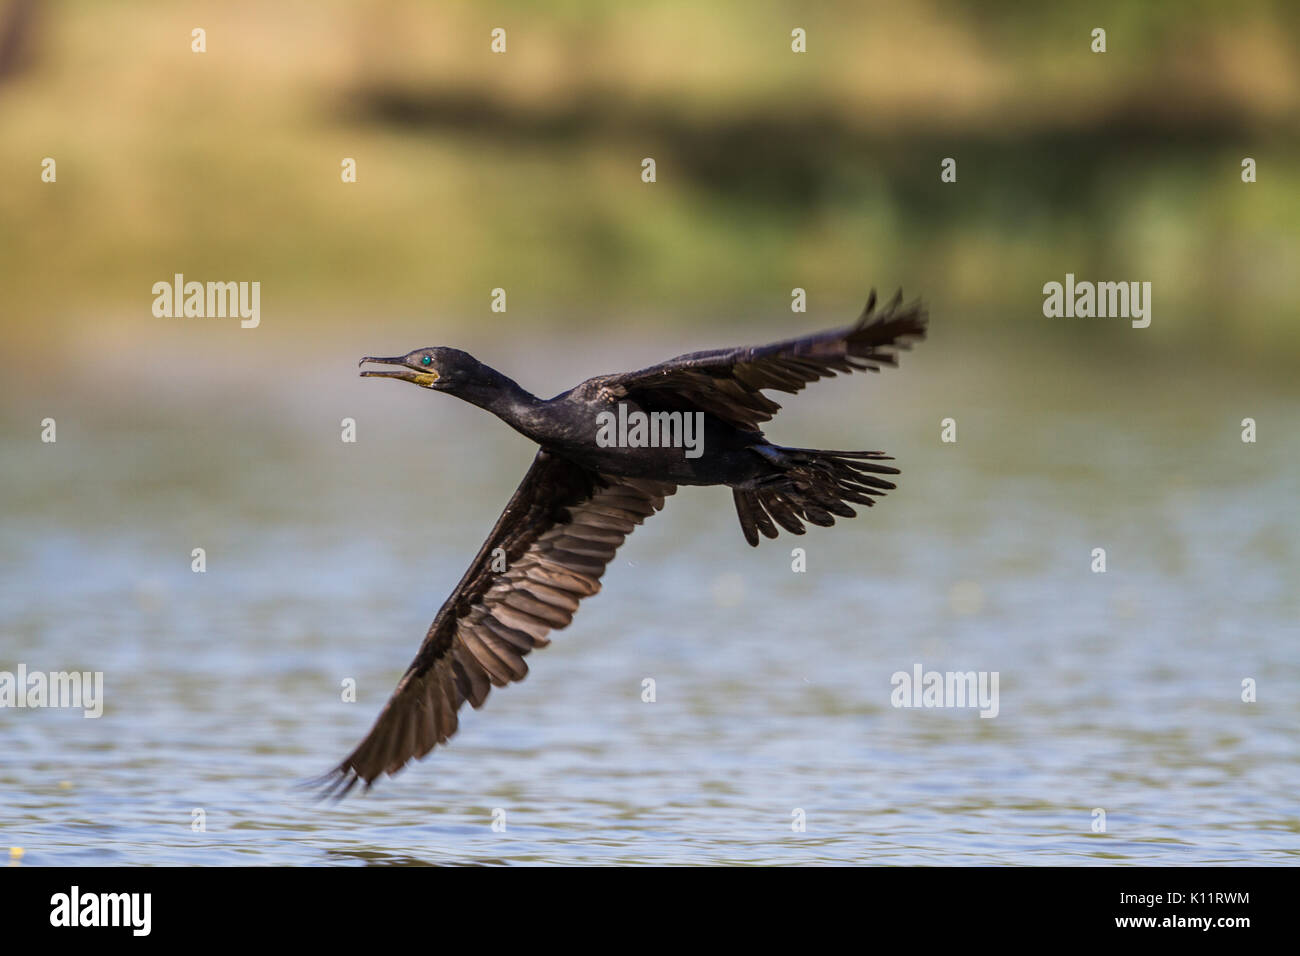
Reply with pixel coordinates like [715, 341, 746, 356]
[1, 0, 1297, 356]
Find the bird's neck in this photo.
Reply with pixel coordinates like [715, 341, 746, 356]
[457, 370, 546, 439]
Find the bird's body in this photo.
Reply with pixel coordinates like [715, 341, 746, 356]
[319, 291, 926, 796]
[396, 360, 772, 486]
[532, 387, 770, 485]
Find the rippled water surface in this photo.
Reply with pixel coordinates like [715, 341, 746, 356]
[2, 324, 1297, 864]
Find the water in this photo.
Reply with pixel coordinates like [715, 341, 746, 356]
[2, 322, 1297, 864]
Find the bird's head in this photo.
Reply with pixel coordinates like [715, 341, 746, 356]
[358, 347, 483, 391]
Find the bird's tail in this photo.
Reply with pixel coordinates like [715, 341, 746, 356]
[731, 446, 900, 546]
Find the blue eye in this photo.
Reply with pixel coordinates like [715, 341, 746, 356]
[421, 355, 433, 367]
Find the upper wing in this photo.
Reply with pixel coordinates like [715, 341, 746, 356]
[318, 449, 674, 796]
[602, 290, 927, 431]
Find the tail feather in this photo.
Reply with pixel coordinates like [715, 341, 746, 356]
[732, 448, 899, 546]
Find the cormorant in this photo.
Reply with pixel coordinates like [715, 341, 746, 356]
[320, 290, 926, 795]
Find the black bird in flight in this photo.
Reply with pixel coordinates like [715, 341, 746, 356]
[321, 291, 926, 795]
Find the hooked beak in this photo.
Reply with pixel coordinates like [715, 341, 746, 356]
[358, 355, 440, 387]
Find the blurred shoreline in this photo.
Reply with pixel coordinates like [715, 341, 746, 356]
[2, 1, 1297, 358]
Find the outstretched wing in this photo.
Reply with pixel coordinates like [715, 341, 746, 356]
[602, 290, 927, 431]
[318, 450, 674, 796]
